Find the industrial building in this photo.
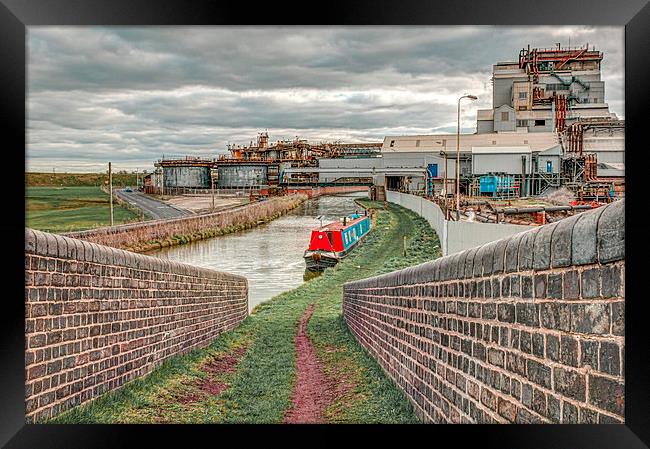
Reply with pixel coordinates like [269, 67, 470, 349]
[145, 43, 623, 205]
[476, 43, 617, 134]
[476, 43, 624, 180]
[148, 133, 383, 192]
[378, 131, 562, 197]
[377, 43, 624, 201]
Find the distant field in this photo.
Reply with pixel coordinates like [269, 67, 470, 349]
[26, 186, 141, 233]
[26, 172, 140, 187]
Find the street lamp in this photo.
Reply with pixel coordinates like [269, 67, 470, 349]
[456, 94, 478, 220]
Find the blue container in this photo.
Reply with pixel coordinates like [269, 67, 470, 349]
[480, 175, 497, 194]
[480, 175, 515, 196]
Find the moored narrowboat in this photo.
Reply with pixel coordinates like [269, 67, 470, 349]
[303, 211, 371, 271]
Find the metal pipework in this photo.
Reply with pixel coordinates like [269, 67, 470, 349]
[494, 204, 594, 214]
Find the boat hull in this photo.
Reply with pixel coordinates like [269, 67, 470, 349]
[303, 213, 371, 271]
[303, 251, 340, 271]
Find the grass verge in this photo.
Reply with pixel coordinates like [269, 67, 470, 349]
[26, 186, 140, 233]
[49, 200, 441, 423]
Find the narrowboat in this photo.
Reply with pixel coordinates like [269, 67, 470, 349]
[303, 211, 371, 271]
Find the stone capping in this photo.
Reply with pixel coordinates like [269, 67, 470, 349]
[25, 228, 246, 284]
[343, 199, 624, 423]
[345, 200, 624, 290]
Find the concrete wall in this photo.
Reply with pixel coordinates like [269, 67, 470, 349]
[477, 120, 494, 134]
[386, 191, 532, 256]
[25, 229, 248, 422]
[343, 200, 624, 423]
[494, 105, 516, 133]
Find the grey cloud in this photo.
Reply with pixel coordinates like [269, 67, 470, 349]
[27, 26, 624, 172]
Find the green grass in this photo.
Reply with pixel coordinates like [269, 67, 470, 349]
[49, 201, 441, 424]
[26, 186, 142, 233]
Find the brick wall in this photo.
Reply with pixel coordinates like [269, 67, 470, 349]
[62, 193, 306, 250]
[343, 200, 624, 423]
[24, 229, 248, 422]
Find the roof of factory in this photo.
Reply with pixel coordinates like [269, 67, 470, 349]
[382, 132, 559, 153]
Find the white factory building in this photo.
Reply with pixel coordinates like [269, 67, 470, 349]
[377, 132, 562, 195]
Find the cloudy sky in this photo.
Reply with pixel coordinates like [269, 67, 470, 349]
[27, 26, 624, 173]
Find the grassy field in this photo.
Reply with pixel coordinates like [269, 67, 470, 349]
[49, 201, 441, 424]
[26, 172, 140, 187]
[26, 186, 142, 233]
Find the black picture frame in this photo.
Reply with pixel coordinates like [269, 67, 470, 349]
[2, 0, 648, 447]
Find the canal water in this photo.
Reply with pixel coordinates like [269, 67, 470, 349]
[147, 192, 368, 312]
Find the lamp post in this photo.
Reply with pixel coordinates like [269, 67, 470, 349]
[456, 94, 478, 220]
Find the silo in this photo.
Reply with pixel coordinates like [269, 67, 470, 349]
[217, 164, 268, 187]
[163, 166, 211, 188]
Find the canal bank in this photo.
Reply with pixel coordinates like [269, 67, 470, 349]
[63, 193, 307, 252]
[150, 193, 370, 312]
[50, 200, 441, 424]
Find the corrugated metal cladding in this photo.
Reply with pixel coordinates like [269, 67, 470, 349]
[217, 165, 268, 187]
[473, 153, 531, 175]
[163, 166, 211, 188]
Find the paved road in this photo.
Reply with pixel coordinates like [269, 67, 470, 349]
[115, 190, 192, 220]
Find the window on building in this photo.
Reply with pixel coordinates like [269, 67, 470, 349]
[547, 161, 553, 173]
[517, 120, 527, 127]
[415, 140, 420, 147]
[523, 140, 529, 144]
[535, 119, 546, 127]
[492, 140, 497, 145]
[501, 112, 509, 121]
[390, 140, 395, 147]
[519, 91, 528, 99]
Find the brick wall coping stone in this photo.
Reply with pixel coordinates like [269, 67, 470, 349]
[346, 199, 624, 290]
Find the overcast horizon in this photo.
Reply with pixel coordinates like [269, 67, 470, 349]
[26, 26, 624, 173]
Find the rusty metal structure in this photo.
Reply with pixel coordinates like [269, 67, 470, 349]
[519, 43, 603, 83]
[153, 132, 382, 189]
[558, 117, 624, 200]
[517, 43, 604, 133]
[564, 118, 625, 156]
[223, 133, 381, 164]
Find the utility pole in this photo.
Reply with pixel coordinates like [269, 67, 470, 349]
[161, 169, 165, 200]
[456, 94, 478, 221]
[108, 162, 114, 226]
[211, 178, 215, 211]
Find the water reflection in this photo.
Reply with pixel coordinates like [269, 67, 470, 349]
[148, 192, 367, 312]
[303, 269, 323, 282]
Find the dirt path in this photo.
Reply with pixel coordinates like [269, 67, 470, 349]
[284, 304, 335, 424]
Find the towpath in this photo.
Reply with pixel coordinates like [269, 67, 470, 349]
[49, 200, 441, 424]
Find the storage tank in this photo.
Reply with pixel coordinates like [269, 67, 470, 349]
[217, 165, 268, 187]
[163, 166, 211, 188]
